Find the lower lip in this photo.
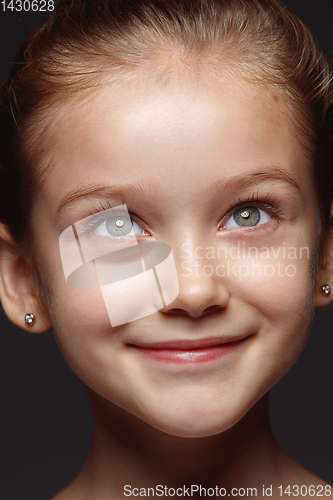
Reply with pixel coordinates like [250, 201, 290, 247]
[131, 340, 245, 364]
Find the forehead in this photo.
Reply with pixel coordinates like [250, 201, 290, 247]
[39, 69, 311, 214]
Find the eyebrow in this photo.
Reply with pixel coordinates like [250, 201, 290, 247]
[55, 167, 302, 215]
[216, 167, 302, 195]
[55, 182, 159, 215]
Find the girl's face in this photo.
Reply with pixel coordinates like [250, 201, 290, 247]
[32, 70, 320, 437]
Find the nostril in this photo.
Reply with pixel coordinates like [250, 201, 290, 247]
[164, 304, 224, 317]
[202, 304, 224, 315]
[167, 307, 188, 316]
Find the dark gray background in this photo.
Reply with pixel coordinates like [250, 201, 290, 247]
[0, 1, 333, 498]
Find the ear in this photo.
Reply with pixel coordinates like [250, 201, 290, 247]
[314, 215, 333, 307]
[0, 224, 52, 333]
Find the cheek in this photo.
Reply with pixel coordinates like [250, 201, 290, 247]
[233, 248, 315, 386]
[39, 259, 113, 368]
[223, 226, 317, 320]
[239, 255, 314, 316]
[44, 284, 135, 408]
[49, 286, 109, 342]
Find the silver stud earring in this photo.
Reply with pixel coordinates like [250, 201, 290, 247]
[321, 284, 331, 296]
[25, 313, 35, 325]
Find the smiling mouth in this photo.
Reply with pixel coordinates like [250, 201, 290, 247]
[127, 336, 250, 364]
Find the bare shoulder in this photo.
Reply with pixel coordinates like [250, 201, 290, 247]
[50, 461, 93, 499]
[51, 477, 89, 500]
[276, 446, 332, 490]
[51, 485, 76, 500]
[51, 489, 68, 500]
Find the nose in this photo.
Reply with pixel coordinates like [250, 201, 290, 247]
[162, 244, 230, 319]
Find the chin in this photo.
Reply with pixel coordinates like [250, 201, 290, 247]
[136, 403, 246, 438]
[147, 416, 238, 438]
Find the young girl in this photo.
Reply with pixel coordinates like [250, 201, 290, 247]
[0, 0, 332, 498]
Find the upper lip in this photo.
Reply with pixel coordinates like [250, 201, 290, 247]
[128, 335, 250, 350]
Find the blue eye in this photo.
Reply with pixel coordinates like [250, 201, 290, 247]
[92, 215, 144, 238]
[225, 206, 272, 229]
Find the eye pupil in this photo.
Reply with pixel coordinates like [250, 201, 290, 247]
[233, 206, 260, 227]
[106, 216, 133, 236]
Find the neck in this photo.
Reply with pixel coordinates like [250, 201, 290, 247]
[74, 391, 285, 498]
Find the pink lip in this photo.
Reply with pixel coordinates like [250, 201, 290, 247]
[128, 336, 249, 364]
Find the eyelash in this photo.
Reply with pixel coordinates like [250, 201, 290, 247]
[224, 192, 284, 221]
[81, 193, 284, 235]
[79, 200, 139, 235]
